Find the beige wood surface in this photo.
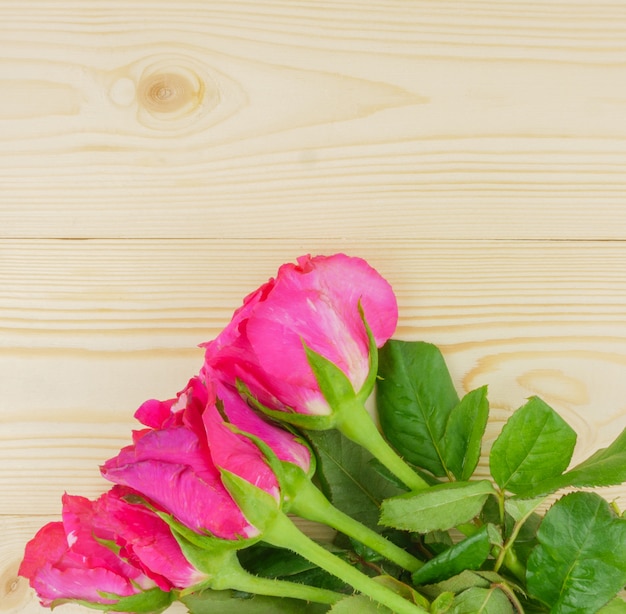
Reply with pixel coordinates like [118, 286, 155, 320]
[3, 2, 626, 612]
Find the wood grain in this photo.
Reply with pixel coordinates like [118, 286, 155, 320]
[3, 238, 626, 503]
[2, 2, 626, 239]
[4, 238, 626, 612]
[3, 1, 626, 612]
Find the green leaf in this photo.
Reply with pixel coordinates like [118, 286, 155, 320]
[377, 340, 460, 478]
[598, 597, 626, 613]
[443, 386, 490, 481]
[522, 426, 626, 498]
[372, 575, 431, 610]
[329, 595, 394, 613]
[451, 587, 514, 614]
[281, 565, 350, 594]
[418, 570, 501, 601]
[237, 544, 350, 593]
[305, 429, 405, 532]
[238, 544, 329, 578]
[412, 526, 492, 585]
[368, 457, 438, 490]
[504, 497, 547, 523]
[423, 530, 454, 556]
[526, 491, 626, 613]
[560, 426, 626, 487]
[431, 592, 455, 613]
[181, 589, 331, 614]
[380, 480, 496, 533]
[489, 397, 577, 495]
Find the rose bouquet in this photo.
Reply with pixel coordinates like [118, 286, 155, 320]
[20, 254, 626, 613]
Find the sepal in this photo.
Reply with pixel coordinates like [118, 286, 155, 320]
[355, 301, 379, 405]
[303, 303, 379, 411]
[236, 379, 334, 430]
[49, 587, 173, 613]
[303, 341, 358, 414]
[121, 492, 259, 580]
[220, 469, 281, 532]
[222, 421, 316, 507]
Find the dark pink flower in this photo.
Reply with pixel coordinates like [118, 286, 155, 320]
[96, 486, 206, 590]
[101, 375, 311, 539]
[203, 253, 398, 416]
[209, 378, 312, 473]
[18, 488, 187, 608]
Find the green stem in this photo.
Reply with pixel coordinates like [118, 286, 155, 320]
[263, 511, 428, 614]
[493, 494, 546, 582]
[497, 490, 506, 526]
[336, 399, 429, 493]
[288, 470, 423, 572]
[499, 548, 526, 584]
[222, 569, 343, 604]
[493, 582, 525, 614]
[172, 528, 342, 605]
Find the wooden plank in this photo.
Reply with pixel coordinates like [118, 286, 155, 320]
[2, 2, 626, 238]
[3, 1, 626, 610]
[3, 236, 626, 612]
[2, 237, 626, 513]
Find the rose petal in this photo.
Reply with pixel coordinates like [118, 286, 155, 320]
[100, 488, 206, 589]
[32, 565, 136, 606]
[216, 383, 311, 472]
[203, 399, 280, 501]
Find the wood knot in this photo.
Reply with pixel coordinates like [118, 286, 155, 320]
[107, 53, 244, 136]
[140, 71, 201, 115]
[129, 57, 224, 132]
[0, 561, 29, 610]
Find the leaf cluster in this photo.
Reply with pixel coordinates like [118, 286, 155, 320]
[373, 340, 626, 612]
[184, 340, 626, 613]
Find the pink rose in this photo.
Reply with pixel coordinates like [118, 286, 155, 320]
[18, 488, 185, 608]
[101, 375, 311, 539]
[206, 378, 312, 480]
[202, 253, 398, 417]
[96, 486, 206, 590]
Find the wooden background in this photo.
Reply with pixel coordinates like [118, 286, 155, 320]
[3, 2, 626, 612]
